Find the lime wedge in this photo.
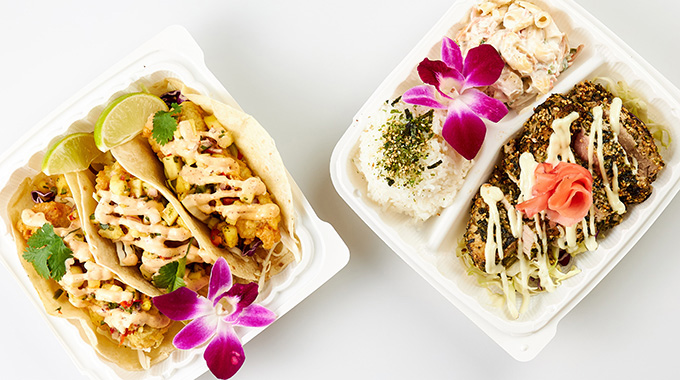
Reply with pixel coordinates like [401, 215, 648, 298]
[42, 133, 101, 175]
[94, 92, 168, 151]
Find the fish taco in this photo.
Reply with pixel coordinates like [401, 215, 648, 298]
[73, 158, 233, 293]
[121, 78, 300, 284]
[8, 172, 181, 370]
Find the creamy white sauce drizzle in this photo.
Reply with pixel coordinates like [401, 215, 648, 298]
[589, 105, 626, 214]
[481, 184, 506, 275]
[117, 242, 139, 266]
[546, 112, 579, 164]
[609, 97, 623, 137]
[103, 307, 169, 332]
[94, 185, 211, 279]
[159, 120, 280, 224]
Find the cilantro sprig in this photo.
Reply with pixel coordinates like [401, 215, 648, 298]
[153, 238, 191, 292]
[23, 224, 73, 281]
[152, 102, 182, 146]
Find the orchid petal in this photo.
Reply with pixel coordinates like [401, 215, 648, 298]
[204, 322, 245, 380]
[153, 287, 213, 321]
[417, 58, 465, 95]
[229, 304, 277, 328]
[173, 314, 218, 350]
[215, 282, 259, 317]
[208, 257, 233, 305]
[442, 101, 487, 160]
[441, 37, 463, 72]
[229, 282, 259, 309]
[459, 88, 508, 123]
[462, 44, 505, 89]
[402, 85, 447, 109]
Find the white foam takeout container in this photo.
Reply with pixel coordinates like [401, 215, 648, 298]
[0, 25, 349, 380]
[331, 0, 680, 361]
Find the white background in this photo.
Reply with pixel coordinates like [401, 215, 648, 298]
[1, 0, 679, 379]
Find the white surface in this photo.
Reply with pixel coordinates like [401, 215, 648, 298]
[0, 0, 678, 379]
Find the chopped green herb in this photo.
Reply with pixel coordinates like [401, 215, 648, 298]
[23, 224, 73, 281]
[153, 259, 186, 292]
[53, 289, 64, 300]
[152, 238, 192, 291]
[152, 103, 183, 145]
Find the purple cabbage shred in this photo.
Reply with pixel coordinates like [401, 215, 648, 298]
[31, 190, 55, 203]
[160, 90, 187, 107]
[243, 239, 262, 257]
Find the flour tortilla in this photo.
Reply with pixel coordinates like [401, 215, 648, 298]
[68, 171, 162, 297]
[7, 173, 179, 371]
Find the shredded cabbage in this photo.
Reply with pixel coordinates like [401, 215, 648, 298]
[594, 77, 671, 148]
[456, 238, 586, 319]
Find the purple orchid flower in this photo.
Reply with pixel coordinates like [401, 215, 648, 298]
[403, 37, 508, 160]
[153, 257, 275, 379]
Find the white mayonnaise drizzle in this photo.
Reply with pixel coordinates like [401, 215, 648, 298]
[481, 184, 506, 275]
[546, 112, 579, 164]
[609, 97, 623, 137]
[94, 189, 213, 277]
[588, 105, 626, 214]
[159, 120, 280, 224]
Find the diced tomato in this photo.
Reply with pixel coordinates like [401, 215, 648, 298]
[210, 228, 223, 247]
[119, 329, 131, 346]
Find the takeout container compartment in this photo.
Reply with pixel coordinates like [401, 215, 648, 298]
[0, 26, 349, 380]
[331, 0, 680, 361]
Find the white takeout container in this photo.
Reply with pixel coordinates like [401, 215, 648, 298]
[0, 25, 349, 380]
[331, 0, 680, 361]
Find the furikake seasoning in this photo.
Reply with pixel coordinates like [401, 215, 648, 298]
[377, 106, 435, 187]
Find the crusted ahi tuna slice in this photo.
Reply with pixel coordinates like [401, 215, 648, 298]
[465, 164, 520, 270]
[570, 106, 652, 205]
[501, 94, 584, 181]
[568, 81, 665, 185]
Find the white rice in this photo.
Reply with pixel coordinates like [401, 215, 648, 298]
[354, 101, 472, 221]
